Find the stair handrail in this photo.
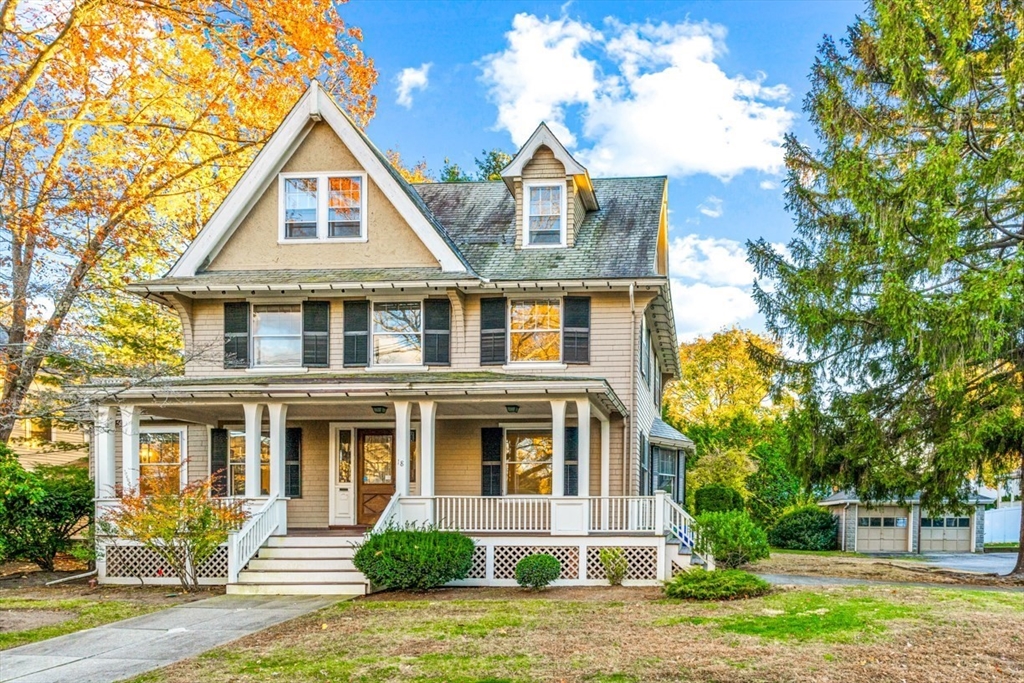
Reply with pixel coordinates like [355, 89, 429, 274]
[370, 493, 402, 536]
[227, 494, 283, 584]
[663, 496, 714, 569]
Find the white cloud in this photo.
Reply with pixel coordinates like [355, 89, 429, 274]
[697, 196, 723, 218]
[480, 14, 794, 179]
[396, 63, 432, 108]
[759, 180, 777, 190]
[669, 235, 754, 286]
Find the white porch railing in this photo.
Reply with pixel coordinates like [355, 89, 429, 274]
[433, 495, 553, 533]
[227, 495, 287, 583]
[663, 496, 713, 568]
[587, 496, 658, 533]
[370, 492, 404, 534]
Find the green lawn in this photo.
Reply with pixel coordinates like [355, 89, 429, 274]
[128, 585, 1024, 683]
[985, 542, 1020, 550]
[0, 597, 164, 650]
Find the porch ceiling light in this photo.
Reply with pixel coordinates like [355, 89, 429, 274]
[372, 405, 388, 414]
[505, 404, 520, 414]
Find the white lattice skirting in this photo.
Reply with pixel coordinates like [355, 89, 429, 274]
[98, 542, 229, 586]
[454, 536, 667, 586]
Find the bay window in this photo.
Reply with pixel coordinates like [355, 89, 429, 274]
[509, 299, 561, 362]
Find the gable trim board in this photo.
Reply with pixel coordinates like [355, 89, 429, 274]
[170, 82, 470, 277]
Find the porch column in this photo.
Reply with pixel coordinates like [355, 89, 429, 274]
[243, 403, 264, 498]
[394, 400, 412, 496]
[551, 400, 567, 496]
[95, 406, 116, 498]
[267, 403, 288, 498]
[418, 400, 436, 497]
[599, 415, 610, 498]
[120, 405, 141, 493]
[575, 399, 591, 497]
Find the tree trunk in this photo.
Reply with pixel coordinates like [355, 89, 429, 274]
[1013, 453, 1024, 576]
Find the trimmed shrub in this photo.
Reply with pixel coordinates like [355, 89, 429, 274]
[693, 484, 744, 514]
[768, 506, 839, 551]
[353, 528, 474, 591]
[693, 510, 770, 569]
[664, 568, 771, 600]
[515, 553, 561, 589]
[598, 547, 628, 586]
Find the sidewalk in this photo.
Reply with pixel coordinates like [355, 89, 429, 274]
[0, 594, 338, 683]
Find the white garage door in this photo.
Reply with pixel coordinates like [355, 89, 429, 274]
[856, 506, 910, 552]
[920, 515, 972, 552]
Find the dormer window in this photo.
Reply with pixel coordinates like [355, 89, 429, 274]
[280, 172, 366, 242]
[524, 181, 566, 247]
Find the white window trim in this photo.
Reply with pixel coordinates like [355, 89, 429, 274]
[506, 296, 563, 365]
[278, 171, 368, 243]
[522, 180, 567, 248]
[370, 299, 425, 368]
[139, 425, 188, 491]
[250, 302, 304, 370]
[501, 423, 554, 497]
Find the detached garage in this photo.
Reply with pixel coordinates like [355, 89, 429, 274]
[819, 491, 994, 554]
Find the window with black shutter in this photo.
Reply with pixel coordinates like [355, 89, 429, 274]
[210, 428, 228, 496]
[638, 432, 650, 495]
[423, 298, 451, 365]
[563, 297, 590, 364]
[223, 302, 250, 369]
[481, 427, 503, 495]
[302, 301, 330, 367]
[564, 426, 578, 496]
[285, 427, 302, 498]
[480, 297, 507, 365]
[343, 300, 370, 367]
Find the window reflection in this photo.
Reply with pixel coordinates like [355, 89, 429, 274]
[504, 430, 553, 495]
[509, 300, 561, 362]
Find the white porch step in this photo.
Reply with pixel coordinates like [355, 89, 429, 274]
[238, 569, 365, 584]
[257, 546, 358, 560]
[246, 557, 357, 572]
[266, 535, 362, 548]
[227, 582, 366, 596]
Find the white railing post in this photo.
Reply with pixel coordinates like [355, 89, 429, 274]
[654, 490, 667, 536]
[227, 530, 240, 584]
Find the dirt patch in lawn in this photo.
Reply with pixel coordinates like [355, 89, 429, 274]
[129, 585, 1024, 683]
[0, 608, 74, 632]
[750, 551, 1024, 586]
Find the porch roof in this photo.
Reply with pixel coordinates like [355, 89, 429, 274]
[650, 417, 694, 451]
[87, 371, 628, 418]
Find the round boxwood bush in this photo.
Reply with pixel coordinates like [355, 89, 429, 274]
[693, 510, 770, 569]
[663, 568, 770, 600]
[693, 484, 744, 514]
[515, 553, 561, 589]
[353, 528, 474, 591]
[768, 505, 839, 551]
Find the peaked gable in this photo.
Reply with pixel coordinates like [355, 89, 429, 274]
[169, 83, 469, 277]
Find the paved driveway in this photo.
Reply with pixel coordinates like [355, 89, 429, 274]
[0, 595, 337, 683]
[919, 552, 1019, 575]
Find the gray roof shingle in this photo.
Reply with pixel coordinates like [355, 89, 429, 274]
[649, 417, 694, 449]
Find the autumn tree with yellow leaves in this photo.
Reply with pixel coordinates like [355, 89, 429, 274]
[0, 0, 377, 441]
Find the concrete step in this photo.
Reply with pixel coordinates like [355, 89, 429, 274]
[266, 535, 363, 549]
[247, 558, 357, 572]
[238, 569, 366, 584]
[258, 545, 358, 560]
[227, 582, 367, 596]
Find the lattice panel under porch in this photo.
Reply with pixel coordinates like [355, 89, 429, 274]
[585, 546, 659, 581]
[493, 546, 579, 580]
[467, 545, 487, 579]
[196, 546, 229, 578]
[105, 545, 177, 579]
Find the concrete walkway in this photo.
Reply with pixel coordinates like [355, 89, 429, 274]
[757, 572, 1024, 593]
[0, 595, 337, 683]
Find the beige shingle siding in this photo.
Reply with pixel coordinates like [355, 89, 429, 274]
[286, 420, 330, 528]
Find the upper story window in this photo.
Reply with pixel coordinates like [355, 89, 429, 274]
[373, 301, 423, 365]
[524, 181, 566, 247]
[252, 304, 302, 367]
[509, 299, 561, 362]
[280, 172, 365, 242]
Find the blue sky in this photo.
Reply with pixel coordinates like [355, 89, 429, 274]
[342, 0, 863, 339]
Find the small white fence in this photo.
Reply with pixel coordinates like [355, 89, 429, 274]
[984, 506, 1021, 544]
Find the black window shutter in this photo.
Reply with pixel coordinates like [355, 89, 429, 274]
[564, 426, 579, 496]
[423, 299, 451, 365]
[210, 428, 228, 497]
[343, 300, 370, 367]
[223, 302, 250, 369]
[481, 427, 503, 496]
[302, 301, 330, 367]
[563, 297, 591, 364]
[480, 297, 507, 365]
[285, 427, 302, 498]
[638, 432, 649, 496]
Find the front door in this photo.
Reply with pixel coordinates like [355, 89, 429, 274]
[357, 429, 395, 526]
[329, 428, 355, 526]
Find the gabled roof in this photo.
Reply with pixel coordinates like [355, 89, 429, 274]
[168, 82, 471, 277]
[500, 123, 598, 211]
